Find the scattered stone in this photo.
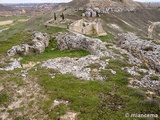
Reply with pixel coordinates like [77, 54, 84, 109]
[60, 112, 78, 120]
[7, 32, 49, 56]
[109, 69, 116, 74]
[123, 67, 140, 76]
[21, 68, 30, 77]
[50, 73, 56, 79]
[41, 55, 108, 80]
[0, 58, 22, 71]
[52, 99, 69, 108]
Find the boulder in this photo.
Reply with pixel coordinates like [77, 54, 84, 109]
[7, 32, 49, 56]
[54, 32, 111, 57]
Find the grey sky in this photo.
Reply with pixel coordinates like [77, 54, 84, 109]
[0, 0, 159, 3]
[0, 0, 72, 3]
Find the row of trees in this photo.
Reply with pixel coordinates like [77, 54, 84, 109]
[54, 13, 65, 20]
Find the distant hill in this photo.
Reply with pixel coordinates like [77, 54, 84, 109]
[0, 4, 13, 11]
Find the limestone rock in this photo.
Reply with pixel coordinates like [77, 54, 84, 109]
[41, 55, 108, 81]
[54, 32, 111, 57]
[115, 33, 160, 72]
[7, 32, 49, 56]
[42, 32, 115, 80]
[0, 58, 22, 71]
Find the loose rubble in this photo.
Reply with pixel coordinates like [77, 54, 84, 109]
[42, 55, 108, 80]
[0, 58, 22, 71]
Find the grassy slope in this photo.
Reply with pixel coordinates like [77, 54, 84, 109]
[0, 14, 159, 120]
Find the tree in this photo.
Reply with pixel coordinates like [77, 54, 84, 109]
[54, 12, 57, 20]
[61, 13, 65, 20]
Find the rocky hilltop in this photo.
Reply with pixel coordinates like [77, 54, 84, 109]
[68, 0, 138, 13]
[0, 4, 12, 11]
[0, 0, 160, 120]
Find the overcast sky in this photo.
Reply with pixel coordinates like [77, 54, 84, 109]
[0, 0, 159, 4]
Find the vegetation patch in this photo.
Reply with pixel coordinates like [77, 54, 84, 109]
[26, 66, 160, 119]
[0, 92, 9, 106]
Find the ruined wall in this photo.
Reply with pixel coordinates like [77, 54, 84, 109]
[69, 19, 107, 36]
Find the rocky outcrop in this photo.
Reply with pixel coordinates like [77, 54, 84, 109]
[7, 32, 49, 56]
[82, 8, 100, 17]
[0, 58, 22, 71]
[115, 33, 160, 72]
[42, 33, 114, 80]
[54, 32, 110, 57]
[68, 18, 107, 36]
[69, 0, 137, 13]
[83, 7, 135, 16]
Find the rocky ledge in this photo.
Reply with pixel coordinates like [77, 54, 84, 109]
[82, 7, 135, 17]
[54, 32, 111, 57]
[7, 32, 49, 56]
[115, 33, 160, 72]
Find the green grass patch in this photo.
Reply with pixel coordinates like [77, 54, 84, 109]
[100, 59, 132, 85]
[0, 92, 9, 106]
[27, 67, 160, 120]
[97, 32, 114, 43]
[150, 75, 159, 81]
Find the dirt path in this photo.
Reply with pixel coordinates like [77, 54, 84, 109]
[148, 21, 160, 39]
[0, 20, 13, 26]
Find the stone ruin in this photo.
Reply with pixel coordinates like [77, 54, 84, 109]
[68, 18, 107, 36]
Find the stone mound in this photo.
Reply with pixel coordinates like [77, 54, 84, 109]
[7, 32, 49, 56]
